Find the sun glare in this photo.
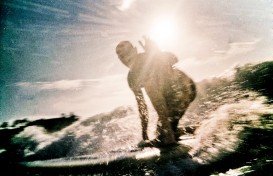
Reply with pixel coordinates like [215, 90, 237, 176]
[148, 18, 178, 49]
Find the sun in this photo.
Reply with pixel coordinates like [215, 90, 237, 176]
[148, 17, 178, 49]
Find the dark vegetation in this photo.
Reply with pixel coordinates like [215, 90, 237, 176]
[0, 113, 78, 174]
[27, 113, 78, 133]
[200, 114, 273, 176]
[235, 61, 273, 102]
[197, 61, 273, 175]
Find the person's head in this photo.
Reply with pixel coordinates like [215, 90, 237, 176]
[116, 41, 137, 67]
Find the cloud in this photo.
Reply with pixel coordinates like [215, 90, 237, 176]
[174, 39, 259, 81]
[188, 39, 260, 64]
[117, 0, 136, 11]
[15, 79, 99, 91]
[11, 75, 135, 118]
[46, 75, 134, 116]
[227, 39, 260, 55]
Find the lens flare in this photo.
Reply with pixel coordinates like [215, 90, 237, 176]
[148, 17, 178, 49]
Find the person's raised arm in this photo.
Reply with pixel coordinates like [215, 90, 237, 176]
[138, 36, 160, 54]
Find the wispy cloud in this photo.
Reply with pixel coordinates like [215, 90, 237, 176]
[12, 75, 134, 118]
[227, 39, 260, 55]
[16, 79, 99, 91]
[211, 39, 261, 57]
[117, 0, 136, 11]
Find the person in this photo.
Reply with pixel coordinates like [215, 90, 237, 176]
[116, 37, 196, 146]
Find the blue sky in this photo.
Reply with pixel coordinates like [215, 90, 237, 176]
[1, 0, 272, 121]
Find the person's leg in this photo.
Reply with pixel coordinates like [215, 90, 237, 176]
[165, 71, 196, 141]
[156, 114, 176, 145]
[169, 111, 185, 141]
[145, 88, 176, 145]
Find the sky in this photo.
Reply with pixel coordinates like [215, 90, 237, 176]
[0, 0, 272, 122]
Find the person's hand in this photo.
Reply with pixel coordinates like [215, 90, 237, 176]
[138, 36, 160, 53]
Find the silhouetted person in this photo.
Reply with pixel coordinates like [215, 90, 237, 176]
[116, 37, 196, 146]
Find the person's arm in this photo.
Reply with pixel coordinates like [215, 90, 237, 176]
[128, 72, 149, 140]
